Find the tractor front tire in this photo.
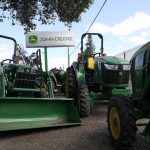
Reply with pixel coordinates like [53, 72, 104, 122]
[107, 96, 137, 150]
[66, 68, 90, 117]
[66, 67, 76, 98]
[79, 85, 90, 117]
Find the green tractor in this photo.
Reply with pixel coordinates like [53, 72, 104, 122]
[66, 33, 131, 117]
[107, 42, 150, 149]
[0, 35, 80, 131]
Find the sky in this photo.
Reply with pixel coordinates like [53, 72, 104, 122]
[0, 0, 150, 70]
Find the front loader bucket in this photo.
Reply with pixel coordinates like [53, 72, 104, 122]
[0, 97, 81, 131]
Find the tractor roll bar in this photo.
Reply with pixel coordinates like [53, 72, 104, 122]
[0, 35, 17, 62]
[81, 33, 104, 59]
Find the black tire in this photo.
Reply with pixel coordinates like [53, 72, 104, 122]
[79, 85, 90, 117]
[65, 67, 78, 112]
[66, 67, 76, 98]
[107, 96, 137, 150]
[66, 67, 90, 117]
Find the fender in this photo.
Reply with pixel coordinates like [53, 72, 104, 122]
[72, 62, 86, 87]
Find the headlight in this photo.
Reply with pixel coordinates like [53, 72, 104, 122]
[123, 65, 131, 70]
[104, 64, 119, 70]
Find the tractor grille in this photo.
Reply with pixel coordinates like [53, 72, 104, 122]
[14, 72, 37, 88]
[101, 64, 129, 84]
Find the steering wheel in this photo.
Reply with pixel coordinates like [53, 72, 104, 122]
[1, 59, 14, 66]
[92, 52, 102, 59]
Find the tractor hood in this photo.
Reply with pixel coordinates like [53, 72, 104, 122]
[96, 56, 129, 64]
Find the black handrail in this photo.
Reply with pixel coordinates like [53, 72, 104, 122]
[81, 33, 104, 61]
[0, 35, 17, 62]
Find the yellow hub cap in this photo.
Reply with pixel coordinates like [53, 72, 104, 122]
[109, 107, 121, 140]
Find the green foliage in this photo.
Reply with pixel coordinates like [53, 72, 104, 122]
[83, 34, 95, 61]
[0, 0, 93, 33]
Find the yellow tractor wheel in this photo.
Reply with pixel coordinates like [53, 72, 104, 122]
[107, 96, 137, 150]
[109, 107, 121, 140]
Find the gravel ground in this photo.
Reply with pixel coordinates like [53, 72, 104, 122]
[0, 101, 149, 150]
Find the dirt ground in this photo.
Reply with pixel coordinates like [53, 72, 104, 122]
[0, 101, 149, 150]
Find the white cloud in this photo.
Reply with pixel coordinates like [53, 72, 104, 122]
[89, 23, 111, 34]
[139, 30, 150, 37]
[0, 44, 11, 51]
[128, 35, 148, 45]
[0, 44, 13, 60]
[112, 12, 150, 36]
[89, 12, 150, 48]
[48, 57, 68, 70]
[89, 12, 150, 38]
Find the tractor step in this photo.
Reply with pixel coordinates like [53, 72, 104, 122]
[13, 88, 40, 92]
[139, 120, 150, 144]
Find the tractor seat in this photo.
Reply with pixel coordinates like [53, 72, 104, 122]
[87, 57, 95, 70]
[85, 57, 95, 77]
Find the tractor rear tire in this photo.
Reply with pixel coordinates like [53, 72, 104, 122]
[79, 85, 90, 117]
[107, 96, 137, 150]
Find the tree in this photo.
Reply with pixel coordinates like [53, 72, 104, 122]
[0, 0, 93, 33]
[83, 34, 95, 61]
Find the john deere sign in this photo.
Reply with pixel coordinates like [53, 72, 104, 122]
[26, 31, 75, 48]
